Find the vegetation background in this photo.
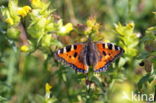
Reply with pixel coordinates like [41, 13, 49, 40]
[0, 0, 156, 103]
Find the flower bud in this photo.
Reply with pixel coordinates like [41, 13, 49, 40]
[20, 45, 29, 52]
[127, 22, 134, 30]
[37, 18, 46, 28]
[86, 17, 96, 27]
[27, 24, 44, 39]
[5, 18, 14, 25]
[41, 35, 52, 48]
[7, 27, 20, 39]
[45, 23, 55, 32]
[12, 16, 21, 25]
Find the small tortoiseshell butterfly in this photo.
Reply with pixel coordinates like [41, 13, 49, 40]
[54, 38, 124, 73]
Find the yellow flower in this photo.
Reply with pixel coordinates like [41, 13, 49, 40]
[23, 6, 31, 13]
[86, 17, 96, 27]
[31, 0, 40, 4]
[31, 0, 43, 9]
[127, 22, 134, 30]
[45, 83, 52, 93]
[58, 23, 73, 35]
[5, 18, 14, 25]
[20, 45, 29, 52]
[17, 6, 31, 17]
[64, 23, 73, 33]
[85, 17, 100, 35]
[45, 83, 52, 99]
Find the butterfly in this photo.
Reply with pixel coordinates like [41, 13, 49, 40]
[54, 38, 124, 73]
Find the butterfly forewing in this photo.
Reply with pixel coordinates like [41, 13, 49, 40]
[94, 42, 124, 72]
[54, 44, 89, 73]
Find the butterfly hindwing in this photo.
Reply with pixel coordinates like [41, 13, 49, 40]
[94, 42, 124, 72]
[54, 44, 88, 73]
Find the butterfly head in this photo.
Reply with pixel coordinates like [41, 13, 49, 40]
[87, 37, 92, 42]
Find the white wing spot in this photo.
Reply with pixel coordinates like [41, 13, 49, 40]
[71, 45, 74, 51]
[118, 47, 120, 50]
[112, 44, 115, 50]
[58, 50, 60, 54]
[105, 43, 108, 49]
[63, 47, 66, 53]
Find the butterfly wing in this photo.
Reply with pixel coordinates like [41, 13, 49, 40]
[54, 44, 89, 73]
[94, 42, 124, 72]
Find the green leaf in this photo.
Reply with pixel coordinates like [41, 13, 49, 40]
[137, 74, 151, 89]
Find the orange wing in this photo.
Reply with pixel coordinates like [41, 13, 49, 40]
[54, 44, 88, 73]
[94, 42, 124, 72]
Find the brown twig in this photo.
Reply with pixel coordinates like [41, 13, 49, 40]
[18, 22, 29, 45]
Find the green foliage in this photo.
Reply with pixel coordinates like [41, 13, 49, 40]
[0, 0, 73, 53]
[115, 22, 138, 57]
[0, 0, 156, 103]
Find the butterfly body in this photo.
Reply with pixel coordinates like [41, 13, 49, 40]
[54, 39, 124, 73]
